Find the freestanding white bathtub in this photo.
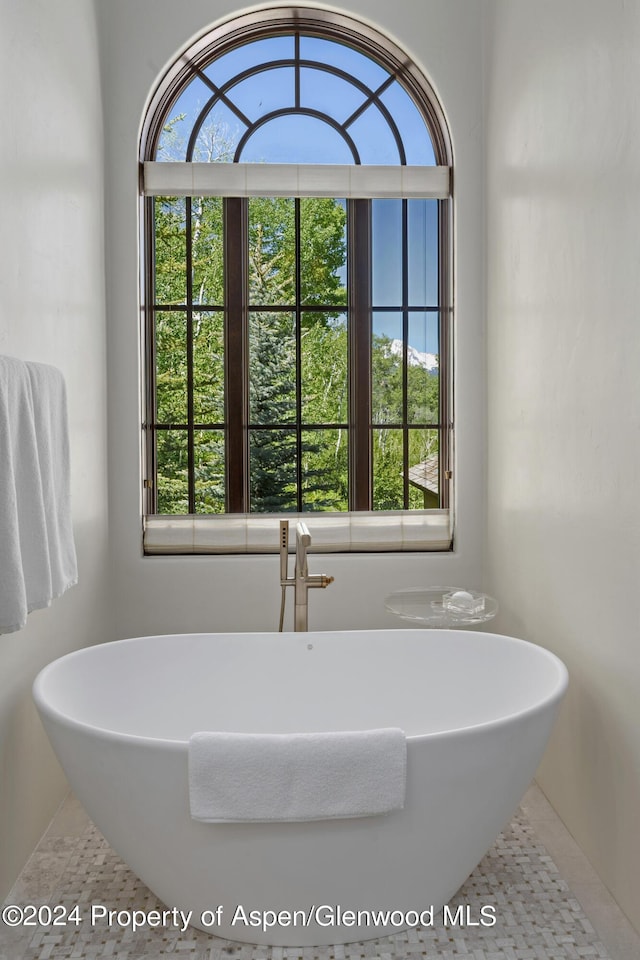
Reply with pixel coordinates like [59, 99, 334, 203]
[33, 629, 567, 947]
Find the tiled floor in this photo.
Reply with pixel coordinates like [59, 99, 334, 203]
[1, 782, 638, 960]
[519, 784, 640, 960]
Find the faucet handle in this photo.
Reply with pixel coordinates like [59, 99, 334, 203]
[308, 573, 334, 589]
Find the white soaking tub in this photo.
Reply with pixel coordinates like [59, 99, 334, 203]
[33, 629, 568, 946]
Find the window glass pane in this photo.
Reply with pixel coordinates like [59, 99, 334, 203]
[372, 428, 404, 510]
[408, 199, 438, 306]
[301, 312, 348, 424]
[194, 430, 226, 513]
[299, 36, 389, 91]
[155, 311, 187, 423]
[300, 197, 347, 307]
[372, 311, 402, 347]
[193, 312, 225, 423]
[250, 429, 297, 512]
[156, 78, 213, 160]
[204, 36, 295, 88]
[299, 67, 367, 124]
[228, 67, 295, 122]
[156, 430, 189, 513]
[249, 197, 295, 304]
[407, 312, 439, 424]
[192, 197, 224, 305]
[372, 200, 402, 306]
[407, 311, 439, 358]
[190, 102, 245, 161]
[154, 198, 186, 304]
[380, 81, 437, 166]
[249, 311, 296, 424]
[302, 429, 348, 511]
[239, 114, 355, 163]
[407, 429, 439, 509]
[372, 313, 403, 425]
[348, 103, 401, 164]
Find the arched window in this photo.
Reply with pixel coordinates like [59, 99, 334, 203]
[140, 9, 453, 554]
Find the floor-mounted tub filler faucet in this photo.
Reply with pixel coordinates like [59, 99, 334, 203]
[279, 520, 334, 631]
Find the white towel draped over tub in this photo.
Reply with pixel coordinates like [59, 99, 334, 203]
[0, 356, 77, 634]
[188, 728, 407, 823]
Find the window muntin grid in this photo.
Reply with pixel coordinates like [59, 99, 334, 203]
[154, 34, 436, 166]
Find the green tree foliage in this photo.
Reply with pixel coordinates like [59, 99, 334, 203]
[246, 196, 349, 511]
[249, 309, 298, 512]
[370, 336, 439, 510]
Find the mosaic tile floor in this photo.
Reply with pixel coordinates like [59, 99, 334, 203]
[2, 804, 615, 960]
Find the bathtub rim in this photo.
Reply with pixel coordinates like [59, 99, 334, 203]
[33, 628, 569, 750]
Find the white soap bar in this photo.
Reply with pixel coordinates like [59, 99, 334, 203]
[449, 590, 473, 602]
[443, 590, 485, 615]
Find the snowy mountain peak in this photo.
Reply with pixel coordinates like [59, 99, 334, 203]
[386, 338, 438, 372]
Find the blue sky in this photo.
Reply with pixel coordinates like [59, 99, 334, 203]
[161, 34, 436, 166]
[159, 34, 439, 354]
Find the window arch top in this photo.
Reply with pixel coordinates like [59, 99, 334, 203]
[150, 27, 440, 167]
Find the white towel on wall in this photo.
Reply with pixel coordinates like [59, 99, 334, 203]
[0, 356, 77, 634]
[188, 727, 407, 823]
[26, 361, 78, 599]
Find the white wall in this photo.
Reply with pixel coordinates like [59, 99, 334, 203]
[0, 0, 110, 898]
[96, 0, 486, 640]
[484, 0, 640, 933]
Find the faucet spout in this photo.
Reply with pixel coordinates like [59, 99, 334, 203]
[294, 522, 334, 632]
[295, 521, 312, 581]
